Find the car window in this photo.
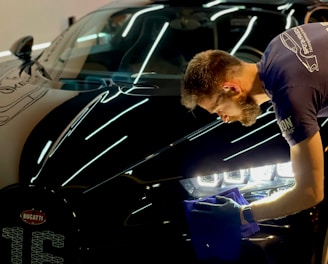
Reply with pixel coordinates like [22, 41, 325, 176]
[37, 5, 297, 89]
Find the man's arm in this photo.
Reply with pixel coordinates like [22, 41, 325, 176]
[242, 131, 325, 223]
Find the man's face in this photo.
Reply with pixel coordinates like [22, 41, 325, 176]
[234, 93, 261, 126]
[198, 92, 261, 126]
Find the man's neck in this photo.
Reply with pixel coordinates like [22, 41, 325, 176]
[246, 63, 270, 105]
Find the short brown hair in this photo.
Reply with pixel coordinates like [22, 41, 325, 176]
[181, 49, 242, 110]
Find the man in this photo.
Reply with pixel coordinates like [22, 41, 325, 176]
[181, 22, 328, 263]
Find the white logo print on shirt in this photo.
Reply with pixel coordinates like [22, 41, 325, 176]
[280, 27, 319, 72]
[277, 116, 295, 136]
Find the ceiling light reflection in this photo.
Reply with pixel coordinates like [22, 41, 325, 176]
[210, 6, 245, 21]
[188, 119, 224, 141]
[133, 22, 169, 84]
[203, 0, 226, 8]
[85, 98, 149, 140]
[230, 16, 258, 55]
[61, 135, 128, 186]
[277, 3, 293, 11]
[285, 9, 295, 29]
[122, 5, 164, 37]
[131, 203, 152, 214]
[77, 33, 107, 43]
[320, 118, 328, 127]
[231, 119, 276, 143]
[223, 133, 280, 161]
[37, 140, 52, 164]
[49, 93, 104, 157]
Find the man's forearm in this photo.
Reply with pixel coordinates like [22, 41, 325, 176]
[242, 185, 320, 223]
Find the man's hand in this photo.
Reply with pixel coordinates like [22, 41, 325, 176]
[192, 195, 242, 226]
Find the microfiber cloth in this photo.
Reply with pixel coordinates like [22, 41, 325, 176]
[184, 187, 260, 261]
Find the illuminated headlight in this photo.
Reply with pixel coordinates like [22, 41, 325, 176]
[190, 162, 294, 188]
[276, 161, 293, 177]
[196, 173, 222, 187]
[250, 165, 275, 181]
[223, 168, 249, 184]
[181, 161, 295, 197]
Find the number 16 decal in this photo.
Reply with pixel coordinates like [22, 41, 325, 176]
[2, 227, 65, 264]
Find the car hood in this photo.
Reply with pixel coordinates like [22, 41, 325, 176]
[19, 81, 290, 191]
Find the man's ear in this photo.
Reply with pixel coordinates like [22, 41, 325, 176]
[222, 81, 241, 94]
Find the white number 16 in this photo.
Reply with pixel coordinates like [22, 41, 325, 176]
[2, 227, 65, 264]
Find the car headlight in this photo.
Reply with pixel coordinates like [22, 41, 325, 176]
[250, 164, 276, 181]
[180, 161, 294, 198]
[276, 161, 294, 177]
[223, 168, 249, 184]
[196, 173, 222, 187]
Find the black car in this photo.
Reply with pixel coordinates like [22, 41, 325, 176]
[0, 0, 327, 263]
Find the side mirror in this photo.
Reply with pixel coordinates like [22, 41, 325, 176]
[10, 35, 34, 64]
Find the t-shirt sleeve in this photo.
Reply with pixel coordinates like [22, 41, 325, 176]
[273, 86, 320, 146]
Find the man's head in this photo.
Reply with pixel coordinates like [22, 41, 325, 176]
[181, 49, 261, 126]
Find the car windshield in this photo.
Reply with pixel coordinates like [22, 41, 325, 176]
[35, 3, 296, 88]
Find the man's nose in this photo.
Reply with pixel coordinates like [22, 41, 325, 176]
[217, 112, 229, 123]
[221, 115, 229, 123]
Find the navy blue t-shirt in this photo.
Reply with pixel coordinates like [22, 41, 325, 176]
[257, 22, 328, 146]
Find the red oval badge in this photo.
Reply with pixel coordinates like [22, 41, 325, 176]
[20, 209, 47, 225]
